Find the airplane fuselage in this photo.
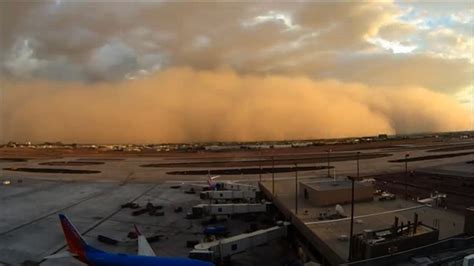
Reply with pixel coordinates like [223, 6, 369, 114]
[84, 249, 213, 266]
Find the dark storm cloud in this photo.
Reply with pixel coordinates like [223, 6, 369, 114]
[1, 1, 471, 93]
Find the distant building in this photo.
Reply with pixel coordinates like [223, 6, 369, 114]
[6, 141, 17, 148]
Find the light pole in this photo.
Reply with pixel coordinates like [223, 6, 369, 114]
[347, 175, 360, 261]
[272, 156, 275, 196]
[327, 149, 332, 178]
[405, 153, 409, 199]
[349, 152, 361, 261]
[357, 152, 360, 179]
[295, 163, 298, 215]
[259, 151, 262, 182]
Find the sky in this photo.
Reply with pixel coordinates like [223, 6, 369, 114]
[0, 1, 472, 143]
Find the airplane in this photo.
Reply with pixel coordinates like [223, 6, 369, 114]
[48, 214, 214, 266]
[206, 171, 221, 190]
[185, 171, 221, 192]
[197, 171, 257, 192]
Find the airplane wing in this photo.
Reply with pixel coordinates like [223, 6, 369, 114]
[134, 225, 156, 257]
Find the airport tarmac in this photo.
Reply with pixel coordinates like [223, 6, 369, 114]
[418, 161, 474, 178]
[1, 140, 473, 184]
[0, 138, 473, 265]
[0, 179, 155, 265]
[0, 178, 293, 266]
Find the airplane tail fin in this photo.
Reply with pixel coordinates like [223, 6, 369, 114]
[134, 224, 142, 236]
[58, 214, 88, 262]
[208, 175, 220, 190]
[207, 170, 212, 187]
[133, 225, 157, 256]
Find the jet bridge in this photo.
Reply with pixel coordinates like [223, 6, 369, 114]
[200, 190, 257, 201]
[192, 202, 270, 217]
[189, 221, 290, 262]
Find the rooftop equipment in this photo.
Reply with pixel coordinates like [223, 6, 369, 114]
[351, 213, 439, 260]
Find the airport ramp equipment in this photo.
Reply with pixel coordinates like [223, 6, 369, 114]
[203, 225, 228, 236]
[189, 221, 290, 262]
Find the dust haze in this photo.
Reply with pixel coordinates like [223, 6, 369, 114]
[0, 68, 470, 144]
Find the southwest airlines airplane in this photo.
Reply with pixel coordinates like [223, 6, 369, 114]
[50, 214, 214, 266]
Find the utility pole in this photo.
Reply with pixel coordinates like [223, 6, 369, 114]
[295, 163, 298, 215]
[405, 153, 409, 200]
[259, 151, 262, 182]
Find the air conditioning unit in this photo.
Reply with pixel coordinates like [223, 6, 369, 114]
[363, 229, 374, 240]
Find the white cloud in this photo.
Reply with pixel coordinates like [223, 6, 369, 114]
[4, 39, 47, 78]
[451, 12, 473, 24]
[242, 11, 299, 31]
[1, 1, 471, 96]
[426, 28, 473, 61]
[367, 37, 417, 54]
